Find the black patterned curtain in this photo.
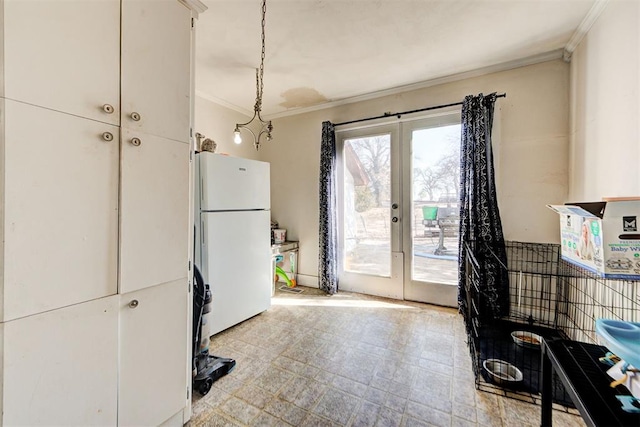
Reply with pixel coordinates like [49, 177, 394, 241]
[457, 93, 509, 319]
[319, 121, 338, 294]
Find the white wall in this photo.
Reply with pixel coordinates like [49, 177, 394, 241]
[194, 96, 259, 160]
[259, 60, 570, 284]
[569, 0, 640, 200]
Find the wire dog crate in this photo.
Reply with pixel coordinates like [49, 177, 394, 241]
[462, 240, 640, 407]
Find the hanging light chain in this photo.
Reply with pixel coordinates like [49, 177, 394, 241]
[254, 0, 266, 112]
[259, 0, 266, 103]
[235, 0, 272, 151]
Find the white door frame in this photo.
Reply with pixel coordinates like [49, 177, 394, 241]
[336, 123, 403, 299]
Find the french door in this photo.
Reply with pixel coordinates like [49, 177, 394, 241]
[402, 115, 461, 307]
[336, 124, 403, 299]
[336, 113, 461, 307]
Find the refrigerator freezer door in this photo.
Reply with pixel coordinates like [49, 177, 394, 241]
[199, 153, 270, 211]
[202, 210, 271, 335]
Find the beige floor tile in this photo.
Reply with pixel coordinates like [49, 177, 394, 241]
[350, 400, 381, 427]
[218, 397, 261, 425]
[374, 407, 403, 427]
[282, 404, 309, 426]
[234, 383, 274, 409]
[312, 388, 361, 425]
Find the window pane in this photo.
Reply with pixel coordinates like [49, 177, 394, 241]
[343, 135, 391, 277]
[411, 124, 460, 285]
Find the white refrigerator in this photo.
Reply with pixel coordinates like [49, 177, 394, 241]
[195, 153, 271, 336]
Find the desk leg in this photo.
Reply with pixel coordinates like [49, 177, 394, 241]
[541, 344, 553, 427]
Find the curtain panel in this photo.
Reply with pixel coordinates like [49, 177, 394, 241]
[319, 121, 339, 294]
[458, 93, 509, 320]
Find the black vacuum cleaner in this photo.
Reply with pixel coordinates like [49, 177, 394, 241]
[192, 265, 236, 396]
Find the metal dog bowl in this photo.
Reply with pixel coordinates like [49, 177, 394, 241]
[483, 359, 523, 384]
[511, 330, 543, 349]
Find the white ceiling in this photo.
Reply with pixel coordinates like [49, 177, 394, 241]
[195, 0, 597, 118]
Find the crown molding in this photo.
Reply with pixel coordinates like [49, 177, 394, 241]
[178, 0, 207, 17]
[563, 0, 609, 62]
[195, 90, 253, 118]
[264, 49, 564, 120]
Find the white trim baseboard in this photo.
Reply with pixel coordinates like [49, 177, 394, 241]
[295, 274, 319, 289]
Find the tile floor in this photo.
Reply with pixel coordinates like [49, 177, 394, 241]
[189, 287, 586, 427]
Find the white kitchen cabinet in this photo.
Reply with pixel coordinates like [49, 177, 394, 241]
[119, 129, 190, 295]
[2, 99, 119, 322]
[2, 296, 119, 426]
[121, 0, 192, 143]
[0, 0, 201, 424]
[1, 0, 121, 125]
[118, 279, 188, 427]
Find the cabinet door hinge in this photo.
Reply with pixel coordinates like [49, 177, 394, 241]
[187, 387, 190, 400]
[191, 17, 194, 28]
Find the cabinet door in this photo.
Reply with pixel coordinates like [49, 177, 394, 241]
[119, 128, 190, 294]
[2, 100, 119, 321]
[121, 0, 191, 143]
[3, 296, 119, 426]
[119, 279, 188, 427]
[2, 0, 120, 125]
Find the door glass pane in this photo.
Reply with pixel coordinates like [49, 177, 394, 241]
[343, 135, 391, 277]
[411, 124, 461, 285]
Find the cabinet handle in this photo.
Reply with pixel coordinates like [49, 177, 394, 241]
[102, 104, 114, 114]
[130, 112, 141, 121]
[102, 132, 114, 141]
[392, 217, 399, 223]
[128, 300, 139, 309]
[130, 137, 141, 147]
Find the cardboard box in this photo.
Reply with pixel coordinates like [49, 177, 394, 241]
[547, 198, 640, 279]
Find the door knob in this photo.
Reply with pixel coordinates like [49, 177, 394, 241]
[392, 203, 398, 209]
[128, 300, 139, 309]
[102, 104, 114, 114]
[392, 217, 399, 223]
[130, 112, 141, 121]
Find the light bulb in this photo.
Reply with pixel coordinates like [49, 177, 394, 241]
[233, 129, 242, 144]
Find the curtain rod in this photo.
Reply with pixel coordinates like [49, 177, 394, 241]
[333, 93, 506, 127]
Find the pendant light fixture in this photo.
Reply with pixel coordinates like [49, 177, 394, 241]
[233, 0, 272, 151]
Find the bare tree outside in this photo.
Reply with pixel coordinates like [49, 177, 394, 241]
[348, 136, 390, 207]
[435, 149, 460, 200]
[414, 132, 460, 202]
[414, 166, 441, 201]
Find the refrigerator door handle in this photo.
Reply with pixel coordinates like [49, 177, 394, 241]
[200, 176, 204, 206]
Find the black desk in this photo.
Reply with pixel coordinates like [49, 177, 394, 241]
[541, 339, 640, 426]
